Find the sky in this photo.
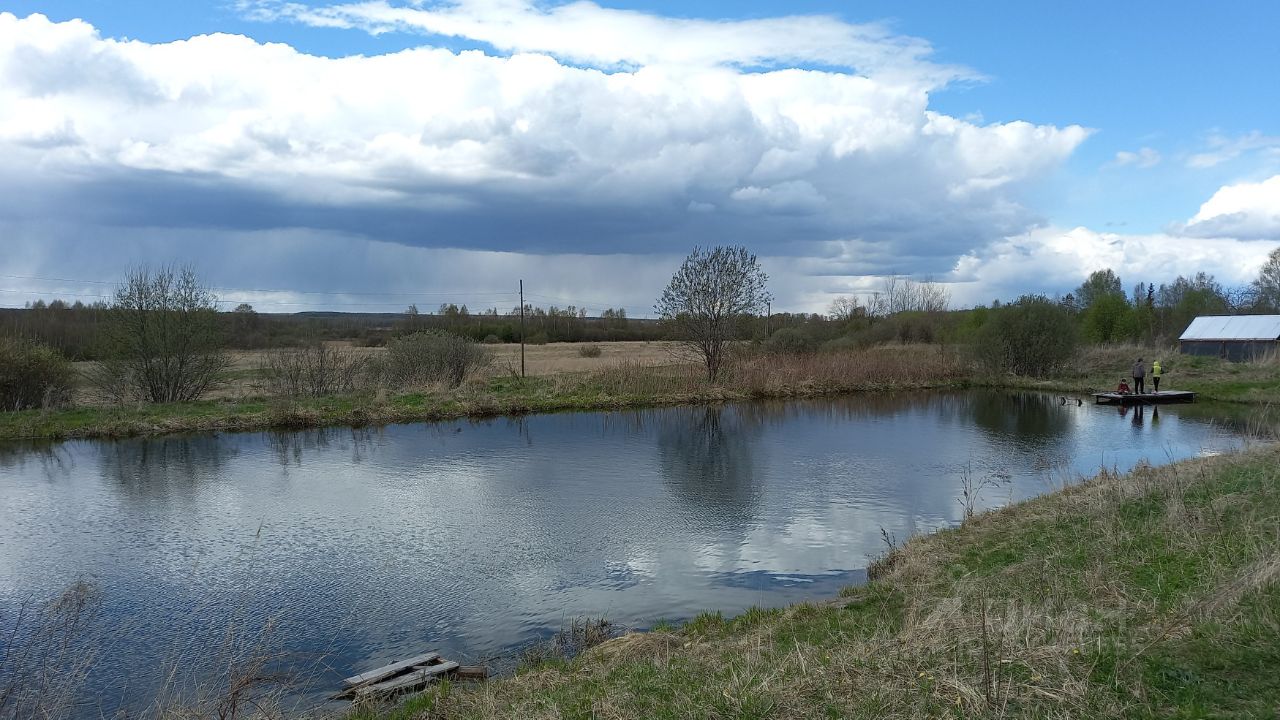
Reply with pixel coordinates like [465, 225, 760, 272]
[1, 1, 1278, 315]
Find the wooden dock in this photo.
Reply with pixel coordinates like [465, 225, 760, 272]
[1092, 390, 1195, 405]
[334, 652, 487, 701]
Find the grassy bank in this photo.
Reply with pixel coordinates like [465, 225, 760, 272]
[368, 443, 1280, 720]
[0, 347, 966, 440]
[1001, 343, 1280, 405]
[3, 342, 1277, 441]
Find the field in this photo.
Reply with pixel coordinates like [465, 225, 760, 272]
[9, 340, 1279, 442]
[6, 344, 967, 440]
[65, 341, 687, 404]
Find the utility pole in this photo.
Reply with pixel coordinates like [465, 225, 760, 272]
[766, 302, 771, 335]
[519, 279, 526, 378]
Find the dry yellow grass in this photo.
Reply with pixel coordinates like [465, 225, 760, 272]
[69, 342, 689, 404]
[481, 341, 684, 376]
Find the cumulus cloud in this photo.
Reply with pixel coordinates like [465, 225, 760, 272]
[1111, 147, 1160, 168]
[0, 10, 1089, 274]
[945, 225, 1277, 306]
[1178, 174, 1280, 241]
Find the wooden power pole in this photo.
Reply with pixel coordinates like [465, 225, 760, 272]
[519, 279, 526, 378]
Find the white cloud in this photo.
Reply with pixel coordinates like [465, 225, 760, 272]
[0, 11, 1088, 268]
[1179, 174, 1280, 241]
[1111, 147, 1160, 168]
[945, 225, 1276, 306]
[1187, 131, 1280, 169]
[242, 0, 971, 81]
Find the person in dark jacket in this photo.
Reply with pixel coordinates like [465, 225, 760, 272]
[1132, 358, 1146, 394]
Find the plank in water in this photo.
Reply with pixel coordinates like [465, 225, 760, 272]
[354, 661, 460, 698]
[453, 666, 489, 681]
[341, 652, 441, 687]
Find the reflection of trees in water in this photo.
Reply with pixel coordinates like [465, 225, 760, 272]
[0, 440, 75, 479]
[266, 427, 380, 467]
[1171, 401, 1260, 436]
[968, 391, 1072, 447]
[97, 435, 234, 491]
[655, 405, 765, 520]
[608, 392, 954, 440]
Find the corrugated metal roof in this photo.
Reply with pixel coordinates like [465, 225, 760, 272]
[1179, 315, 1280, 341]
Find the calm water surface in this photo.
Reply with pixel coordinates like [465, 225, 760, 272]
[0, 391, 1250, 713]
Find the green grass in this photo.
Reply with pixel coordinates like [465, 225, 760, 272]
[363, 445, 1280, 719]
[0, 353, 969, 441]
[3, 343, 1277, 443]
[1004, 343, 1280, 406]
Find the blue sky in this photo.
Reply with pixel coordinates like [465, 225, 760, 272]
[2, 1, 1278, 313]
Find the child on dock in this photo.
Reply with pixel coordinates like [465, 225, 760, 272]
[1152, 360, 1162, 393]
[1116, 378, 1131, 394]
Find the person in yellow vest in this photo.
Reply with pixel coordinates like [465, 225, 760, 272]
[1152, 360, 1163, 393]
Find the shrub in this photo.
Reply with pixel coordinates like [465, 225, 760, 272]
[577, 344, 603, 358]
[89, 266, 230, 404]
[380, 331, 491, 388]
[525, 332, 549, 346]
[481, 334, 503, 345]
[261, 344, 369, 398]
[973, 295, 1079, 376]
[763, 327, 818, 355]
[0, 338, 75, 410]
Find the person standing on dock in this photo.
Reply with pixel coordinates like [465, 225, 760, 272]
[1152, 360, 1162, 393]
[1132, 358, 1146, 395]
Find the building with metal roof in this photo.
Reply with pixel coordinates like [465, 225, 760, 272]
[1179, 315, 1280, 361]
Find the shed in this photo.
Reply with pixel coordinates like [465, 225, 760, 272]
[1179, 315, 1280, 361]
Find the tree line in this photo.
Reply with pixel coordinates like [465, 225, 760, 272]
[0, 297, 658, 361]
[3, 247, 1278, 410]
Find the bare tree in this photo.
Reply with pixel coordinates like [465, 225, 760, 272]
[867, 275, 951, 316]
[655, 246, 772, 382]
[91, 266, 230, 404]
[827, 295, 864, 321]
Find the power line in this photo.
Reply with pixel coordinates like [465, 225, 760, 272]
[0, 288, 113, 299]
[0, 288, 517, 308]
[524, 292, 651, 313]
[1, 276, 656, 315]
[0, 274, 517, 299]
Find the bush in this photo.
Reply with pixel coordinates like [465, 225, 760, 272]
[525, 332, 549, 346]
[481, 334, 503, 345]
[577, 344, 603, 358]
[261, 344, 369, 398]
[973, 295, 1079, 376]
[0, 338, 75, 410]
[90, 266, 230, 404]
[763, 327, 818, 355]
[380, 331, 491, 388]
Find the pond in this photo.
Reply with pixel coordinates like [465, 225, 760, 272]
[0, 390, 1252, 715]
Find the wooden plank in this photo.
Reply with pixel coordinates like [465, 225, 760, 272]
[341, 652, 441, 687]
[452, 666, 488, 680]
[1093, 391, 1195, 406]
[354, 661, 460, 698]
